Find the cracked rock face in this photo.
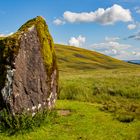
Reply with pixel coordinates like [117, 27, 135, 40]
[0, 16, 58, 115]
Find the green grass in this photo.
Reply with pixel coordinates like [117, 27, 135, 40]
[59, 68, 140, 120]
[0, 100, 140, 140]
[54, 45, 140, 139]
[1, 44, 140, 139]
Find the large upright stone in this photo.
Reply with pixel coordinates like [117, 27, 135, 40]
[0, 16, 58, 115]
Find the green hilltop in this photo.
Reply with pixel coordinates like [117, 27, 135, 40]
[55, 44, 137, 72]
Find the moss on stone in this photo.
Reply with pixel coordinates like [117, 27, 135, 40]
[35, 16, 55, 75]
[18, 16, 57, 76]
[0, 34, 20, 102]
[0, 16, 57, 75]
[0, 16, 58, 109]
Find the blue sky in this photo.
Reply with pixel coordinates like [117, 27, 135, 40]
[0, 0, 140, 60]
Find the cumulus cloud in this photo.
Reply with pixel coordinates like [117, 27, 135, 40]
[92, 41, 130, 56]
[63, 4, 132, 25]
[68, 35, 86, 47]
[91, 37, 140, 60]
[127, 24, 137, 30]
[132, 51, 140, 56]
[53, 18, 65, 25]
[127, 21, 140, 30]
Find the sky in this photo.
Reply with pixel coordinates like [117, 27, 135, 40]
[0, 0, 140, 60]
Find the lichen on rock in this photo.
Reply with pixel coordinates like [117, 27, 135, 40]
[0, 16, 58, 115]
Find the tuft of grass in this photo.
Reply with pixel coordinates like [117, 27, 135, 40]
[0, 109, 55, 135]
[116, 114, 135, 123]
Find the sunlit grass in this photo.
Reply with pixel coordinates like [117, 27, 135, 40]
[1, 44, 140, 139]
[55, 44, 138, 72]
[0, 100, 140, 140]
[59, 68, 140, 121]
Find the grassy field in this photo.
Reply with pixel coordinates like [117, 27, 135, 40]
[0, 45, 140, 139]
[59, 68, 140, 120]
[0, 100, 140, 140]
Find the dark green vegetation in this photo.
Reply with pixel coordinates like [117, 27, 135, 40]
[0, 43, 140, 139]
[0, 109, 50, 135]
[0, 34, 19, 102]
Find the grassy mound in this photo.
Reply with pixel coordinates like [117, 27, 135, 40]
[55, 44, 138, 72]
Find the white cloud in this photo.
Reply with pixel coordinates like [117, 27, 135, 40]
[53, 18, 65, 25]
[127, 21, 140, 30]
[92, 41, 131, 55]
[68, 35, 86, 47]
[91, 37, 140, 60]
[63, 4, 132, 25]
[127, 24, 137, 30]
[0, 32, 13, 37]
[132, 51, 140, 56]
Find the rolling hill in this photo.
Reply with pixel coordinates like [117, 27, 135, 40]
[55, 44, 137, 72]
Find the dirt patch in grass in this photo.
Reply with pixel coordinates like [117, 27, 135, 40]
[57, 109, 71, 116]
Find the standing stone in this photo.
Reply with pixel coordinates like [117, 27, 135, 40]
[0, 16, 58, 116]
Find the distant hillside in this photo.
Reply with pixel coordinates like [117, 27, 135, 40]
[126, 60, 140, 65]
[55, 44, 138, 72]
